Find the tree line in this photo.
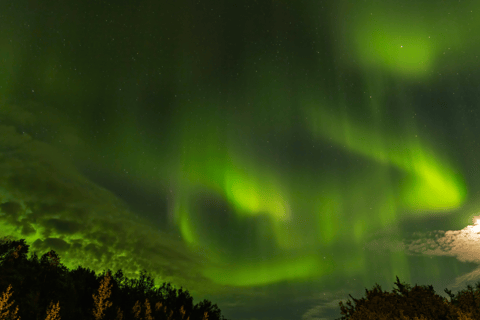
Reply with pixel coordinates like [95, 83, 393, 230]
[335, 274, 480, 320]
[3, 235, 480, 320]
[0, 236, 228, 320]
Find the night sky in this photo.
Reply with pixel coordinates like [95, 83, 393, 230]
[1, 0, 480, 319]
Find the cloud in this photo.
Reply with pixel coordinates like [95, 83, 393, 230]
[401, 221, 480, 292]
[0, 100, 232, 297]
[363, 218, 480, 295]
[300, 289, 348, 320]
[445, 267, 480, 292]
[362, 215, 480, 263]
[302, 300, 344, 320]
[402, 225, 480, 263]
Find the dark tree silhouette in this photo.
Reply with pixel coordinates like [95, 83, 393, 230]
[444, 282, 480, 319]
[336, 276, 475, 320]
[0, 236, 229, 320]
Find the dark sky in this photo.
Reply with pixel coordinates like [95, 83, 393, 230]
[2, 0, 480, 319]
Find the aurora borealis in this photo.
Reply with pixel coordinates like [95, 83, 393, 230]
[2, 0, 480, 319]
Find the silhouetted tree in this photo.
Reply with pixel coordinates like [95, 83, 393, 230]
[0, 237, 39, 320]
[69, 266, 104, 320]
[336, 276, 467, 320]
[193, 299, 226, 320]
[444, 282, 480, 319]
[0, 237, 229, 320]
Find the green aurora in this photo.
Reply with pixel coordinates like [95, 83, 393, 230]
[1, 0, 480, 319]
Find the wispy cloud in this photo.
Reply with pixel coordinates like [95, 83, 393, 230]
[302, 300, 344, 320]
[404, 226, 480, 263]
[363, 216, 480, 293]
[300, 289, 348, 320]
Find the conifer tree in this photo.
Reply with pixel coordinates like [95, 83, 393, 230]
[92, 272, 113, 320]
[0, 284, 20, 320]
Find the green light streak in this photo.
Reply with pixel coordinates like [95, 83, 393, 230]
[202, 253, 334, 287]
[223, 163, 291, 222]
[302, 102, 467, 213]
